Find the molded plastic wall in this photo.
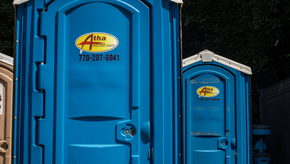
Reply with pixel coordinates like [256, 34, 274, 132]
[182, 58, 251, 164]
[14, 0, 181, 164]
[0, 55, 14, 164]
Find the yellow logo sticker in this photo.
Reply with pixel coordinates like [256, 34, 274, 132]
[196, 86, 220, 97]
[75, 32, 119, 53]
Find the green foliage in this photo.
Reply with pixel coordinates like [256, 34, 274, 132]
[182, 0, 290, 123]
[0, 0, 14, 56]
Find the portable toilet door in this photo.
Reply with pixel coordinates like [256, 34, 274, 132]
[13, 0, 182, 164]
[182, 50, 252, 164]
[0, 53, 13, 164]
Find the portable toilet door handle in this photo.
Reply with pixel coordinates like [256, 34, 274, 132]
[217, 137, 237, 150]
[0, 141, 8, 153]
[217, 137, 228, 149]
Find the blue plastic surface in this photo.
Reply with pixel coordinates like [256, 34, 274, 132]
[252, 129, 272, 136]
[254, 157, 271, 164]
[183, 61, 252, 164]
[253, 129, 271, 164]
[14, 1, 181, 164]
[252, 125, 271, 136]
[254, 138, 268, 153]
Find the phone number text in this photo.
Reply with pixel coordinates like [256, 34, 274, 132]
[79, 54, 120, 61]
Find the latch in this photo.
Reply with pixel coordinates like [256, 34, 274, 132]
[0, 141, 8, 153]
[116, 121, 136, 142]
[217, 137, 228, 150]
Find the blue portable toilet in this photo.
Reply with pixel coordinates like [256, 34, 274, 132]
[182, 50, 252, 164]
[13, 0, 182, 164]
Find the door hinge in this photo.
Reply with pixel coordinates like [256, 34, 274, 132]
[31, 62, 48, 164]
[37, 62, 50, 91]
[37, 62, 45, 91]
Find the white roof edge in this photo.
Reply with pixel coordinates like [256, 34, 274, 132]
[13, 0, 29, 5]
[183, 53, 201, 67]
[170, 0, 183, 4]
[0, 53, 14, 66]
[182, 50, 252, 75]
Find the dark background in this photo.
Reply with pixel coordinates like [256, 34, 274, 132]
[1, 0, 290, 123]
[0, 0, 14, 56]
[182, 0, 290, 124]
